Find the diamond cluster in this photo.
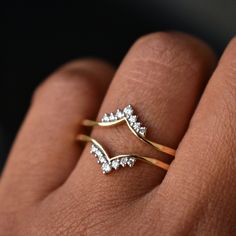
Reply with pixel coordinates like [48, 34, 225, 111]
[101, 105, 147, 137]
[90, 144, 136, 174]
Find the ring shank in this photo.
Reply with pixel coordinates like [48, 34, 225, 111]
[82, 119, 176, 157]
[77, 134, 169, 171]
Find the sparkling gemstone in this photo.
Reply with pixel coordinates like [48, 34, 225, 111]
[102, 163, 112, 174]
[90, 144, 97, 154]
[102, 113, 109, 122]
[139, 127, 147, 137]
[98, 155, 106, 164]
[95, 149, 103, 157]
[128, 115, 137, 125]
[127, 157, 136, 167]
[123, 105, 133, 116]
[115, 109, 124, 119]
[120, 157, 128, 167]
[109, 112, 116, 121]
[133, 122, 141, 131]
[111, 159, 120, 170]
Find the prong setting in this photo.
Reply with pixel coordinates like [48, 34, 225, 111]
[90, 144, 137, 174]
[101, 105, 147, 138]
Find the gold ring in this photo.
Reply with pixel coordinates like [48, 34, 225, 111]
[82, 105, 175, 156]
[77, 134, 170, 174]
[76, 105, 175, 174]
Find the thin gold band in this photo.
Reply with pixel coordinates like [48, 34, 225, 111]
[77, 134, 169, 171]
[82, 118, 176, 157]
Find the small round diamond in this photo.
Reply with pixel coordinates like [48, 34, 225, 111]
[127, 157, 136, 167]
[109, 112, 116, 121]
[123, 105, 133, 116]
[90, 144, 97, 154]
[102, 163, 112, 174]
[115, 109, 124, 119]
[95, 149, 103, 157]
[120, 157, 128, 167]
[139, 127, 147, 137]
[101, 113, 109, 122]
[128, 115, 137, 124]
[111, 159, 120, 170]
[133, 122, 141, 132]
[98, 155, 106, 164]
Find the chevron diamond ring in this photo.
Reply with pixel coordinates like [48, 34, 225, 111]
[77, 105, 176, 174]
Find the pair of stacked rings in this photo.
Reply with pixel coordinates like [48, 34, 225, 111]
[77, 105, 175, 174]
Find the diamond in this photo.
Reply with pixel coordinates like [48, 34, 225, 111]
[127, 157, 136, 167]
[101, 162, 112, 174]
[115, 109, 124, 119]
[120, 157, 128, 167]
[98, 155, 106, 164]
[133, 122, 141, 132]
[128, 115, 137, 124]
[95, 149, 103, 157]
[90, 144, 97, 154]
[139, 127, 147, 137]
[101, 113, 109, 122]
[111, 159, 120, 170]
[123, 105, 133, 116]
[109, 112, 116, 121]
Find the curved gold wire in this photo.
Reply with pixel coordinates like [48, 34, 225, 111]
[82, 118, 176, 157]
[77, 134, 169, 171]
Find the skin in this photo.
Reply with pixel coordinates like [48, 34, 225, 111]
[0, 32, 236, 235]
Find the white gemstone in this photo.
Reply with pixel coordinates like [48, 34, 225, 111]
[90, 144, 97, 154]
[120, 157, 128, 167]
[102, 113, 109, 122]
[95, 149, 103, 157]
[102, 163, 112, 174]
[127, 157, 136, 167]
[139, 127, 147, 136]
[133, 122, 141, 132]
[98, 155, 106, 164]
[115, 109, 124, 119]
[123, 105, 133, 116]
[111, 159, 120, 170]
[128, 115, 137, 124]
[109, 112, 116, 121]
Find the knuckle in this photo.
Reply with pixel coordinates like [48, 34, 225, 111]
[132, 32, 178, 65]
[129, 32, 214, 80]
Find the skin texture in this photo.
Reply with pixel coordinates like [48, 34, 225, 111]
[0, 32, 236, 236]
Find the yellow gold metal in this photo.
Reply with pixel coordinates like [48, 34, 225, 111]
[82, 118, 175, 157]
[77, 134, 169, 171]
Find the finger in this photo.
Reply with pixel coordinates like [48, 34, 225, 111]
[66, 32, 216, 202]
[0, 59, 114, 206]
[153, 38, 236, 235]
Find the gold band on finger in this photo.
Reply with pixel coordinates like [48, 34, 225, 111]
[82, 104, 176, 157]
[76, 105, 176, 174]
[77, 134, 169, 174]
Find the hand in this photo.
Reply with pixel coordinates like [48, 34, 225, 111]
[1, 32, 236, 236]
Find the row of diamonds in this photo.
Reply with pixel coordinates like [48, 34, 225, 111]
[90, 144, 107, 164]
[101, 105, 147, 137]
[102, 156, 136, 174]
[90, 144, 136, 174]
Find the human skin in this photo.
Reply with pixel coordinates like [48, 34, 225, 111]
[0, 32, 236, 236]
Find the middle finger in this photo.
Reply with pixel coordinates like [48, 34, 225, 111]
[68, 32, 216, 200]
